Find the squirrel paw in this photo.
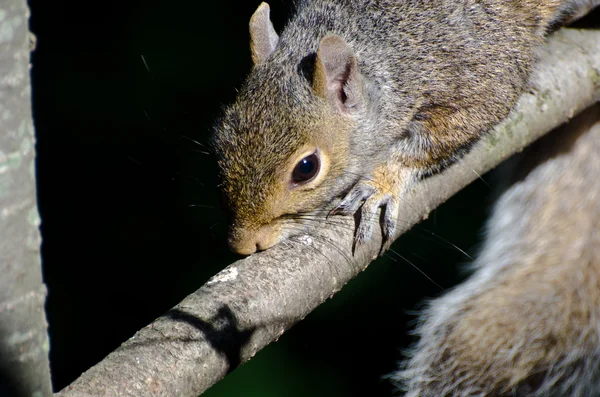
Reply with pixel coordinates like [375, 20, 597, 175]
[330, 163, 410, 255]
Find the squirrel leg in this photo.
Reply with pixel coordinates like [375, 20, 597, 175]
[331, 161, 414, 254]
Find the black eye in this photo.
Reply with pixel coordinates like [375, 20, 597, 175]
[292, 153, 320, 185]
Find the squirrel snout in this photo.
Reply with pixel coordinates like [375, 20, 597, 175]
[228, 224, 279, 255]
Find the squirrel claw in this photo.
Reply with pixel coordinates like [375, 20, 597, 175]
[352, 190, 400, 255]
[353, 194, 384, 249]
[380, 198, 399, 256]
[329, 184, 376, 217]
[337, 167, 404, 255]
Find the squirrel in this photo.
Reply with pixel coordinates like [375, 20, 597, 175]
[213, 0, 596, 256]
[212, 0, 600, 395]
[394, 104, 600, 396]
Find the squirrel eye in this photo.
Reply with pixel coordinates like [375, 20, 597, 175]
[292, 153, 320, 185]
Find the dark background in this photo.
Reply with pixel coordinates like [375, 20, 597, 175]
[28, 0, 501, 395]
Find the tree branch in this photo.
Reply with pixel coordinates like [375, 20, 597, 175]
[0, 1, 52, 396]
[57, 28, 600, 397]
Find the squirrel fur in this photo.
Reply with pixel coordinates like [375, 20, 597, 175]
[212, 0, 600, 395]
[395, 104, 600, 396]
[213, 0, 593, 255]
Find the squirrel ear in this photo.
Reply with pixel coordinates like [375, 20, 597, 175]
[249, 2, 279, 66]
[313, 34, 363, 112]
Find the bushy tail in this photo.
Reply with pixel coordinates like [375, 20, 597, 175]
[393, 102, 600, 396]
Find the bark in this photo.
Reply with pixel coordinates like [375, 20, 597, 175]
[0, 1, 52, 396]
[56, 28, 600, 397]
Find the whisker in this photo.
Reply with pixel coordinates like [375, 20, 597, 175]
[191, 149, 211, 155]
[188, 204, 216, 209]
[311, 234, 353, 265]
[299, 236, 350, 285]
[286, 226, 353, 265]
[388, 249, 445, 291]
[141, 106, 210, 157]
[472, 169, 491, 188]
[285, 235, 335, 266]
[141, 54, 152, 76]
[290, 210, 414, 231]
[143, 109, 154, 124]
[289, 209, 472, 260]
[409, 252, 428, 262]
[286, 215, 356, 229]
[415, 227, 473, 260]
[180, 134, 209, 149]
[280, 212, 455, 291]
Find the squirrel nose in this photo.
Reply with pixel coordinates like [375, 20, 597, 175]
[228, 225, 278, 255]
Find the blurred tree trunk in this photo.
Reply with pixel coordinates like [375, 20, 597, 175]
[0, 0, 52, 395]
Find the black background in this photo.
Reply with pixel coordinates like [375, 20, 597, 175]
[27, 0, 528, 395]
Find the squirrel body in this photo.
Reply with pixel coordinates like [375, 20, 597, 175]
[213, 1, 600, 395]
[214, 0, 587, 255]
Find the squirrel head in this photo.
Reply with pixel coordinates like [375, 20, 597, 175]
[213, 2, 370, 255]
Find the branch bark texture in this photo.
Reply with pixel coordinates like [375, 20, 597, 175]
[0, 1, 52, 396]
[57, 28, 600, 397]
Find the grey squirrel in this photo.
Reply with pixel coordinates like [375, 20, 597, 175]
[212, 0, 600, 395]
